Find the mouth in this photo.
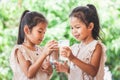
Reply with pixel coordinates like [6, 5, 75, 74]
[38, 39, 42, 42]
[74, 35, 80, 38]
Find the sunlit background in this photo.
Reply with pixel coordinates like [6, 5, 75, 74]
[0, 0, 120, 80]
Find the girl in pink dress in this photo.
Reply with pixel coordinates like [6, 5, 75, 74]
[10, 10, 58, 80]
[55, 4, 106, 80]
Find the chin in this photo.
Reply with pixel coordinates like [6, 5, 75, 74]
[75, 38, 81, 42]
[36, 43, 40, 45]
[36, 42, 41, 45]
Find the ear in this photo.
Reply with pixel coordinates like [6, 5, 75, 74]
[24, 25, 30, 35]
[88, 22, 94, 30]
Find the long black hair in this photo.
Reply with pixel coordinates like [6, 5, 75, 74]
[69, 4, 101, 40]
[17, 10, 48, 44]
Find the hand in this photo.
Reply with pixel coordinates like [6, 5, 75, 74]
[60, 46, 74, 60]
[41, 60, 53, 75]
[54, 61, 69, 73]
[43, 40, 58, 56]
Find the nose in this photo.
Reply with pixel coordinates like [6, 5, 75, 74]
[72, 28, 77, 34]
[41, 34, 45, 39]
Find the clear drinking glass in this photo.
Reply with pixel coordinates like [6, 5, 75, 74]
[58, 40, 70, 62]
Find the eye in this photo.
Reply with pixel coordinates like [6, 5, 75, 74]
[76, 26, 80, 29]
[71, 26, 73, 29]
[43, 32, 45, 34]
[38, 31, 42, 33]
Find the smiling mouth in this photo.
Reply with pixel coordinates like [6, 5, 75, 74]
[74, 35, 80, 38]
[38, 39, 42, 42]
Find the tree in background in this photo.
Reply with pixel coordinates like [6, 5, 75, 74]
[0, 0, 120, 80]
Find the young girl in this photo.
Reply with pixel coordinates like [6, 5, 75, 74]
[10, 10, 58, 80]
[55, 4, 106, 80]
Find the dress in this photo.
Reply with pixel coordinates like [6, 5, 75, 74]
[10, 45, 50, 80]
[68, 40, 106, 80]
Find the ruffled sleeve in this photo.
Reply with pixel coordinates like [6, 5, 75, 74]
[18, 45, 32, 61]
[10, 45, 32, 71]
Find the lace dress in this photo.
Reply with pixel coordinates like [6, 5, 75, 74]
[68, 40, 106, 80]
[10, 45, 50, 80]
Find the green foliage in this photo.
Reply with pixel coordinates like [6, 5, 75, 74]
[0, 0, 120, 80]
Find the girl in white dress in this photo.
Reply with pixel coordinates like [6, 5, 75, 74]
[10, 10, 58, 80]
[55, 4, 106, 80]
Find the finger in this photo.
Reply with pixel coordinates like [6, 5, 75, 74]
[55, 64, 59, 68]
[55, 64, 60, 70]
[49, 48, 59, 53]
[63, 46, 70, 49]
[63, 61, 68, 66]
[49, 40, 58, 45]
[60, 47, 68, 52]
[61, 51, 67, 56]
[50, 44, 58, 48]
[55, 67, 60, 72]
[54, 61, 59, 64]
[55, 67, 59, 71]
[42, 69, 47, 72]
[62, 47, 71, 51]
[47, 40, 55, 47]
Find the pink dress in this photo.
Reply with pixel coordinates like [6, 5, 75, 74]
[68, 40, 106, 80]
[10, 45, 51, 80]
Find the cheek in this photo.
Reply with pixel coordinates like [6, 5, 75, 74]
[71, 30, 74, 35]
[31, 32, 38, 37]
[29, 35, 36, 41]
[29, 32, 39, 40]
[81, 29, 89, 37]
[34, 33, 45, 39]
[76, 29, 81, 34]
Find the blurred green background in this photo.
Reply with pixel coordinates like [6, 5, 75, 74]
[0, 0, 120, 80]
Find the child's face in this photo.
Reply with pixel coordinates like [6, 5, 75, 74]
[27, 22, 47, 45]
[70, 17, 90, 41]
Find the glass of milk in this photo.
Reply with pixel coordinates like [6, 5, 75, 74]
[58, 40, 70, 62]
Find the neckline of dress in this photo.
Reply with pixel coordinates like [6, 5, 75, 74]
[22, 44, 38, 52]
[76, 40, 96, 57]
[21, 44, 40, 56]
[80, 40, 96, 47]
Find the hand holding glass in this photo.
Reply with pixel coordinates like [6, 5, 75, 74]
[58, 40, 70, 62]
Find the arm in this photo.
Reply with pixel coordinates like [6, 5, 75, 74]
[61, 44, 102, 77]
[70, 44, 102, 77]
[16, 49, 47, 78]
[16, 40, 58, 78]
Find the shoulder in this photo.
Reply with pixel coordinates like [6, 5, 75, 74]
[12, 44, 23, 50]
[11, 44, 27, 59]
[92, 40, 106, 55]
[97, 41, 107, 61]
[11, 44, 22, 54]
[95, 43, 102, 52]
[98, 41, 106, 49]
[11, 45, 24, 57]
[15, 45, 31, 63]
[93, 40, 104, 52]
[92, 41, 104, 59]
[10, 44, 24, 64]
[16, 48, 26, 61]
[91, 40, 106, 51]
